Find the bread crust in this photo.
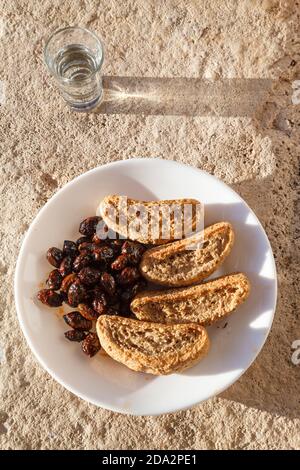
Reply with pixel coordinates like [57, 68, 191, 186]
[139, 221, 234, 286]
[98, 195, 202, 245]
[96, 316, 210, 375]
[131, 273, 250, 326]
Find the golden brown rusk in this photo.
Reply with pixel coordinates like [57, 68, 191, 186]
[98, 195, 202, 245]
[140, 222, 234, 286]
[131, 273, 250, 326]
[96, 315, 210, 375]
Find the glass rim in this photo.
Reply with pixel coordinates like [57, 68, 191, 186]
[44, 25, 104, 84]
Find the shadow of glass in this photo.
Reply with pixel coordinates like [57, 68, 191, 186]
[92, 76, 273, 117]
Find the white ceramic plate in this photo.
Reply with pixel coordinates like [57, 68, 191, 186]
[15, 158, 277, 415]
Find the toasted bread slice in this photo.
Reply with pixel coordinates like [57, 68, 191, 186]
[131, 273, 250, 326]
[98, 195, 202, 245]
[96, 315, 210, 375]
[139, 222, 234, 286]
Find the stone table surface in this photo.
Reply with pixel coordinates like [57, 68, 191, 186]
[0, 0, 299, 450]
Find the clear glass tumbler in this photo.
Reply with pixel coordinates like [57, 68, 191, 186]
[44, 26, 104, 111]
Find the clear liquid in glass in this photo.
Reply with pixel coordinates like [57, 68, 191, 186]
[52, 44, 102, 110]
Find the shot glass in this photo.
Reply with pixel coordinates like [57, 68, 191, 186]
[44, 26, 104, 111]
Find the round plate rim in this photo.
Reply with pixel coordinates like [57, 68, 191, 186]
[14, 158, 278, 415]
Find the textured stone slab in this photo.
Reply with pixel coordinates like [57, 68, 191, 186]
[0, 0, 299, 450]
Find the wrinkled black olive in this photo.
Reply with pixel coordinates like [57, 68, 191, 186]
[111, 254, 129, 271]
[78, 266, 101, 286]
[63, 312, 92, 330]
[59, 256, 73, 277]
[117, 267, 140, 286]
[46, 247, 64, 268]
[78, 303, 99, 321]
[67, 282, 88, 307]
[64, 330, 87, 342]
[79, 216, 102, 237]
[62, 240, 78, 258]
[100, 272, 116, 296]
[46, 270, 62, 290]
[92, 296, 107, 315]
[60, 273, 78, 293]
[93, 245, 114, 263]
[73, 253, 93, 272]
[121, 241, 146, 265]
[37, 289, 63, 307]
[81, 333, 101, 357]
[76, 236, 91, 247]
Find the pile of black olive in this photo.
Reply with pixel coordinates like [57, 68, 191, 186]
[37, 216, 147, 357]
